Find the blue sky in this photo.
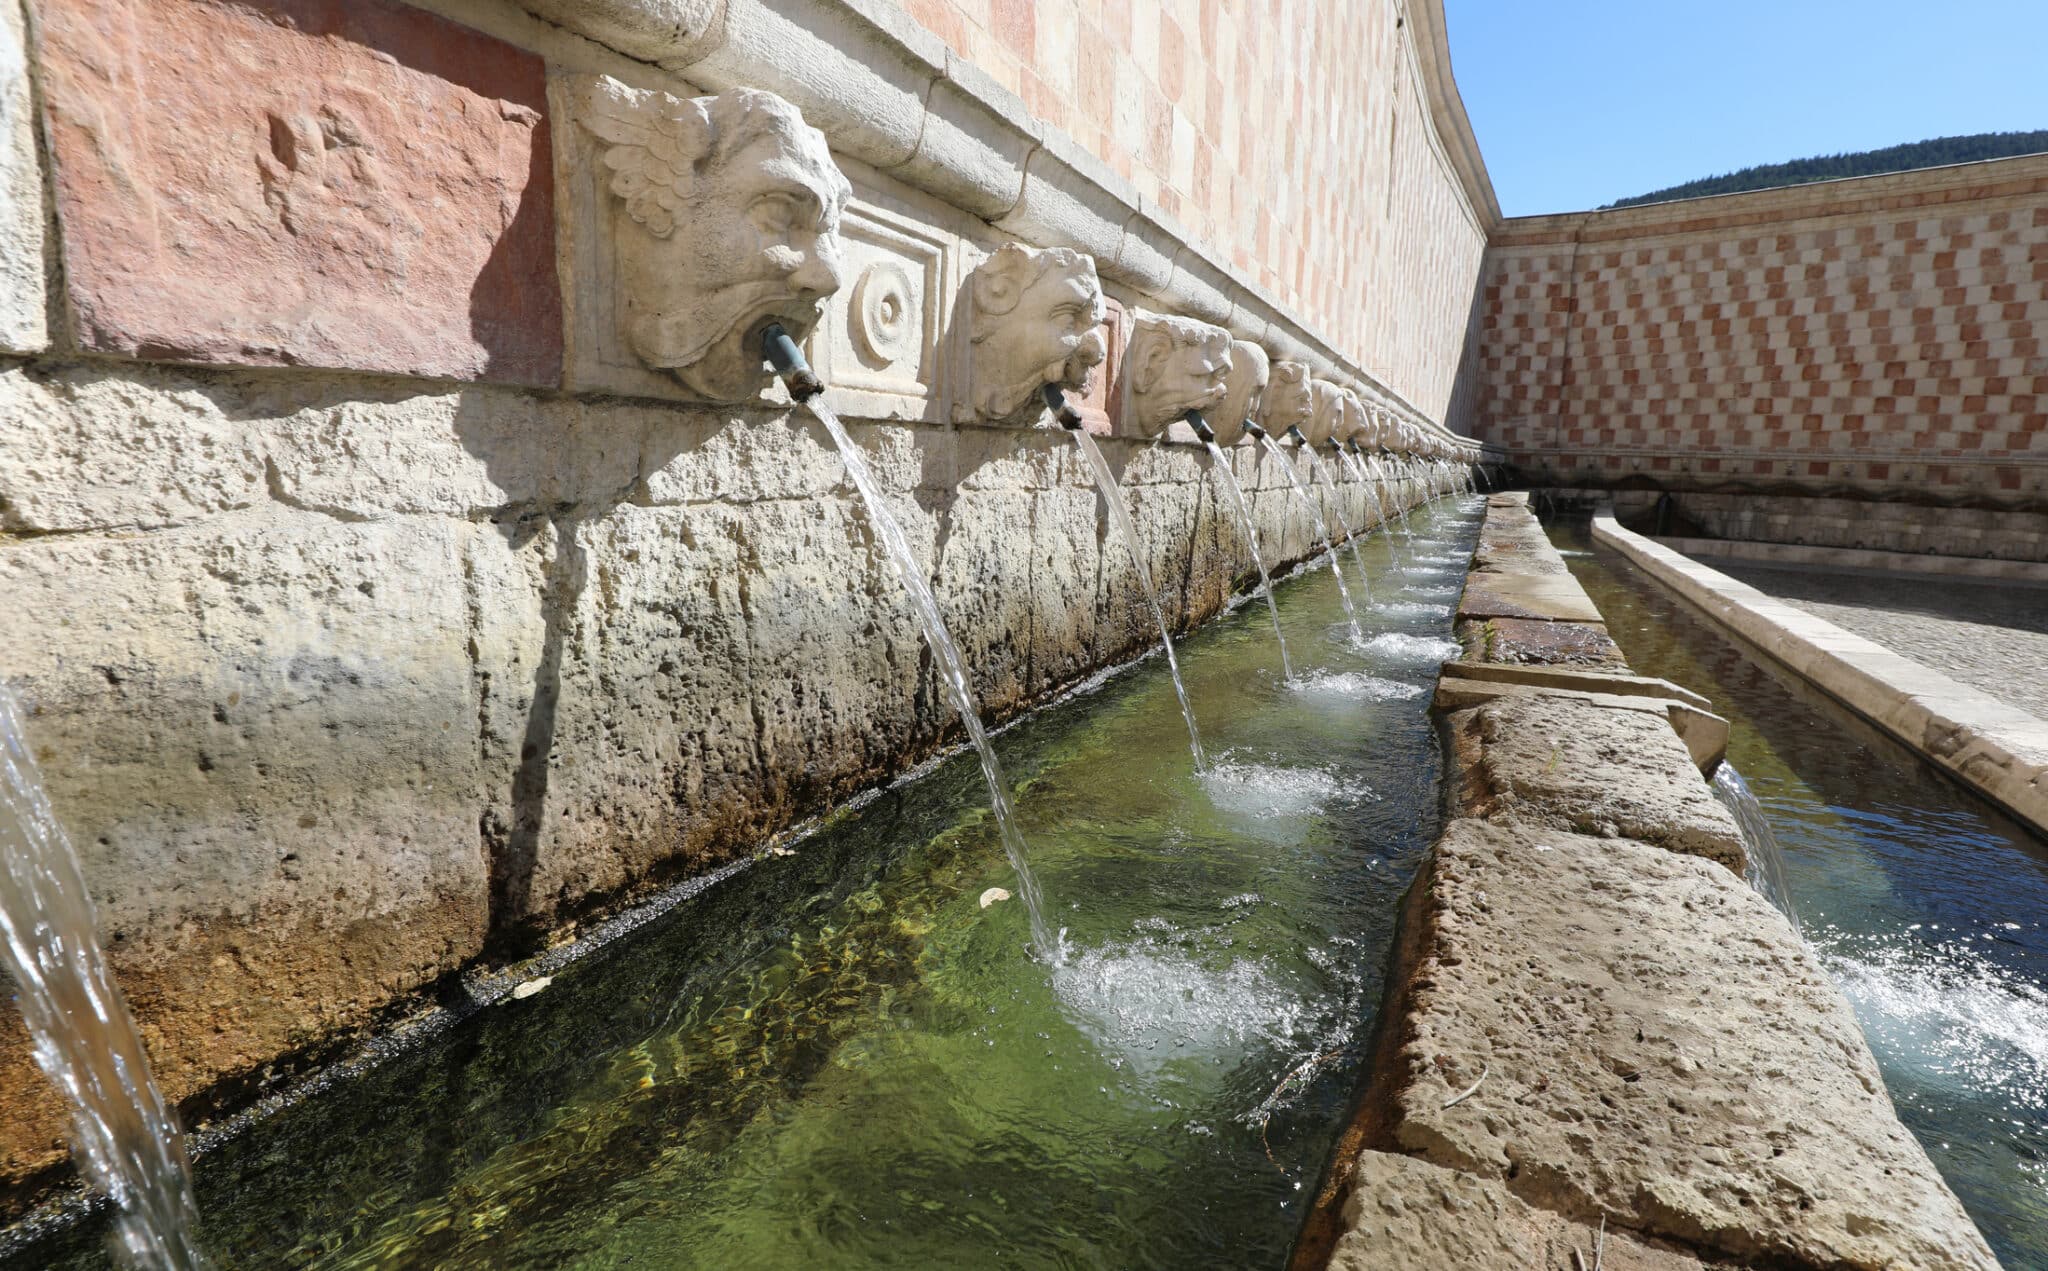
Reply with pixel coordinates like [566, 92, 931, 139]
[1443, 1, 2048, 217]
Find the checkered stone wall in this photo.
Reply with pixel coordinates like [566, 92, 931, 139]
[1465, 156, 2048, 512]
[894, 0, 1491, 420]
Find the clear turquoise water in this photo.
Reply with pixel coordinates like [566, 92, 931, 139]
[11, 498, 1486, 1270]
[1556, 525, 2048, 1268]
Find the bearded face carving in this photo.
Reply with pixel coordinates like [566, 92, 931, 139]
[1258, 360, 1313, 438]
[1203, 340, 1269, 446]
[1118, 311, 1231, 438]
[967, 243, 1109, 424]
[577, 79, 852, 403]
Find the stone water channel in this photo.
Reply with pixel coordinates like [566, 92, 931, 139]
[5, 500, 1484, 1268]
[1553, 522, 2048, 1268]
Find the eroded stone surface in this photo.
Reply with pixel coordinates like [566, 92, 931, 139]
[1462, 616, 1628, 668]
[1445, 691, 1745, 872]
[1384, 819, 1998, 1271]
[35, 0, 560, 382]
[1330, 1152, 1713, 1271]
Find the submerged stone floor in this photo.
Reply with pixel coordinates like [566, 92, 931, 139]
[1715, 563, 2048, 723]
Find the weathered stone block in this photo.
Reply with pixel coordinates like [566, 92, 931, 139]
[1444, 689, 1746, 872]
[34, 0, 561, 383]
[1329, 1152, 1708, 1271]
[1381, 819, 1996, 1270]
[0, 512, 491, 1182]
[0, 0, 45, 353]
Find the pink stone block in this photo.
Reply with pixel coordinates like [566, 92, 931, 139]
[36, 0, 561, 385]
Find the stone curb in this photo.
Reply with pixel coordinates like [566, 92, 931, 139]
[1593, 514, 2048, 837]
[1652, 535, 2048, 586]
[1294, 492, 2000, 1271]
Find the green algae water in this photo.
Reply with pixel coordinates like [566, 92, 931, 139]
[8, 498, 1484, 1270]
[1552, 524, 2048, 1268]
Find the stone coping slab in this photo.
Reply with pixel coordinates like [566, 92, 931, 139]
[1440, 660, 1715, 713]
[1456, 572, 1606, 623]
[1460, 615, 1628, 667]
[1594, 515, 2048, 836]
[1379, 819, 1999, 1271]
[1442, 691, 1744, 872]
[1434, 677, 1730, 775]
[1330, 1151, 1713, 1271]
[1653, 536, 2048, 587]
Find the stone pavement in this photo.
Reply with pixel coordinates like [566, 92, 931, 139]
[1717, 564, 2048, 724]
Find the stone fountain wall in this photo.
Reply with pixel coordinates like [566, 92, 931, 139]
[0, 0, 1493, 1190]
[1460, 156, 2048, 557]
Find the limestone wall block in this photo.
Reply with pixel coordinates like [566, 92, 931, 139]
[31, 0, 562, 384]
[994, 134, 1135, 271]
[0, 510, 492, 1178]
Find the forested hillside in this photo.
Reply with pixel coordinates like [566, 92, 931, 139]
[1604, 130, 2048, 208]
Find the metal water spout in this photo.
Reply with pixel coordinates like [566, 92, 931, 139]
[762, 323, 826, 402]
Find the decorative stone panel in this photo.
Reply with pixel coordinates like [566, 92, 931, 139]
[33, 0, 561, 384]
[808, 167, 963, 423]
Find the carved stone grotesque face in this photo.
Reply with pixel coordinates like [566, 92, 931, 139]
[1204, 340, 1269, 446]
[967, 243, 1108, 424]
[1334, 390, 1365, 445]
[1302, 380, 1341, 447]
[1120, 311, 1232, 438]
[580, 80, 853, 402]
[1257, 360, 1313, 438]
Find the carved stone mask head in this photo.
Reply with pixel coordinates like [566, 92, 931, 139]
[1301, 380, 1342, 446]
[1335, 390, 1365, 444]
[967, 243, 1108, 424]
[1202, 340, 1269, 446]
[579, 80, 853, 402]
[1258, 361, 1313, 437]
[1118, 311, 1230, 438]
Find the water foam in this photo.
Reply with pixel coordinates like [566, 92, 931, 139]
[1287, 670, 1423, 702]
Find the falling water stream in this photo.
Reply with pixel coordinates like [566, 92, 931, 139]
[1308, 451, 1372, 602]
[1712, 762, 1802, 937]
[1201, 439, 1293, 680]
[1068, 428, 1206, 768]
[0, 689, 207, 1270]
[1252, 434, 1362, 642]
[805, 403, 1058, 962]
[1338, 449, 1388, 536]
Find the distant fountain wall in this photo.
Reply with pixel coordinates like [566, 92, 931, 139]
[1457, 155, 2048, 556]
[0, 0, 1489, 1195]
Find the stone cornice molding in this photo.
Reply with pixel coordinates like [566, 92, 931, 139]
[515, 0, 1483, 445]
[1404, 0, 1502, 233]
